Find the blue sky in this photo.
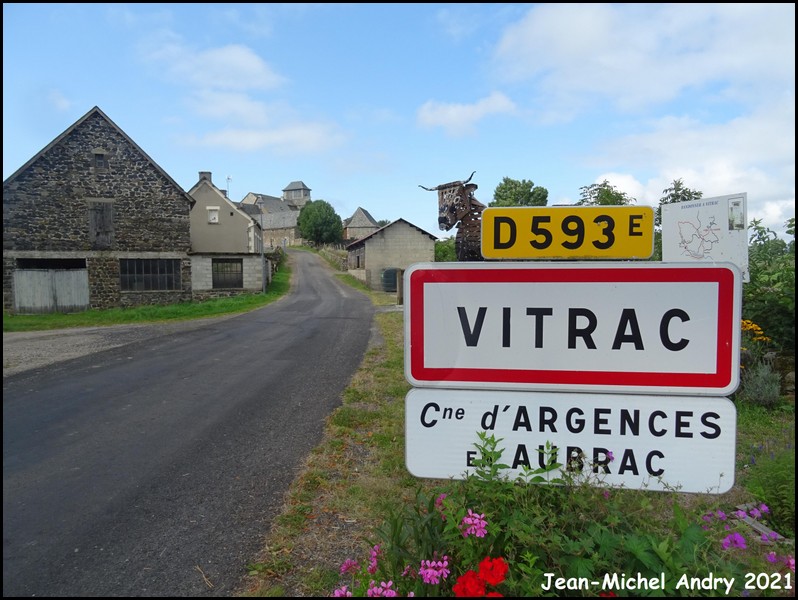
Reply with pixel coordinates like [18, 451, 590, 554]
[3, 3, 795, 240]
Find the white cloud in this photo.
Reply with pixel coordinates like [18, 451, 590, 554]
[185, 90, 273, 126]
[189, 122, 346, 155]
[141, 33, 285, 92]
[46, 89, 71, 111]
[492, 4, 795, 114]
[417, 91, 516, 136]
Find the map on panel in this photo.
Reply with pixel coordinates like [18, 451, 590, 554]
[661, 193, 748, 282]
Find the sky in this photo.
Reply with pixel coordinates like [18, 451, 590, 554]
[3, 3, 795, 241]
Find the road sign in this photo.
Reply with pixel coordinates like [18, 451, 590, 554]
[404, 262, 741, 395]
[481, 206, 654, 259]
[405, 388, 737, 494]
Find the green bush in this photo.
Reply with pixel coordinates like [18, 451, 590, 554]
[738, 361, 782, 408]
[330, 434, 772, 597]
[743, 446, 796, 537]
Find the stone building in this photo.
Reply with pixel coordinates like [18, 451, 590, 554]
[343, 207, 380, 242]
[240, 181, 311, 248]
[346, 218, 437, 291]
[2, 106, 194, 313]
[187, 171, 269, 300]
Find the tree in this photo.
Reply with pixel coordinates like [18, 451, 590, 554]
[489, 177, 548, 207]
[377, 219, 391, 227]
[743, 217, 795, 352]
[651, 178, 703, 260]
[656, 178, 703, 228]
[297, 200, 343, 245]
[577, 180, 635, 206]
[434, 236, 457, 262]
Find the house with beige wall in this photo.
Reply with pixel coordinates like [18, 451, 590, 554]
[346, 218, 437, 291]
[188, 171, 269, 299]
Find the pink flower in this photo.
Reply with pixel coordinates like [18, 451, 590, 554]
[766, 551, 778, 563]
[786, 556, 795, 573]
[368, 545, 381, 575]
[340, 559, 360, 575]
[721, 532, 747, 550]
[367, 580, 398, 597]
[461, 509, 488, 538]
[419, 555, 450, 584]
[332, 585, 353, 597]
[435, 493, 447, 520]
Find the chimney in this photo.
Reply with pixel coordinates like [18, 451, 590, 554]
[199, 171, 212, 183]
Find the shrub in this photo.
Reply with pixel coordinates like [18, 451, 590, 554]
[328, 434, 790, 597]
[743, 444, 796, 537]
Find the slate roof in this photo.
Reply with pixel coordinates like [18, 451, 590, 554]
[344, 207, 379, 228]
[346, 218, 438, 249]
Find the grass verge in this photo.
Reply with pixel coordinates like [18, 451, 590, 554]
[3, 264, 291, 332]
[239, 280, 795, 597]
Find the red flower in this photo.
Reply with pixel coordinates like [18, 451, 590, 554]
[453, 570, 486, 597]
[478, 557, 508, 586]
[599, 592, 618, 598]
[486, 593, 504, 597]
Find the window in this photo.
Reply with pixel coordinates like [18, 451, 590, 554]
[207, 207, 219, 224]
[120, 259, 181, 291]
[93, 153, 108, 169]
[212, 258, 243, 289]
[88, 200, 114, 249]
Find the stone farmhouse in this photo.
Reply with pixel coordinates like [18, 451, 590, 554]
[240, 181, 311, 249]
[3, 106, 195, 313]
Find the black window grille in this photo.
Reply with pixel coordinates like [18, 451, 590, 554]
[120, 259, 181, 291]
[212, 258, 243, 289]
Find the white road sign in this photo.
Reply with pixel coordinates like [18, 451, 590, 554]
[406, 388, 737, 494]
[404, 262, 741, 396]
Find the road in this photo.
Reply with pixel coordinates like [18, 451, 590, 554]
[2, 250, 376, 597]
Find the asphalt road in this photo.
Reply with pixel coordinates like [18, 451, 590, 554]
[2, 250, 376, 597]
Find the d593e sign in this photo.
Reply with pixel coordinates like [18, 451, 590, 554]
[404, 262, 741, 395]
[481, 206, 654, 259]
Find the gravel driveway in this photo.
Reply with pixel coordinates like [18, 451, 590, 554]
[2, 315, 239, 378]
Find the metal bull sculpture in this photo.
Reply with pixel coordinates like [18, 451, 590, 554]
[419, 171, 485, 261]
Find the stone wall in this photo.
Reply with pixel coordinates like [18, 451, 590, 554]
[3, 110, 193, 310]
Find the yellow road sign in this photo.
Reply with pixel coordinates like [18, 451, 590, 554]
[481, 206, 654, 259]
